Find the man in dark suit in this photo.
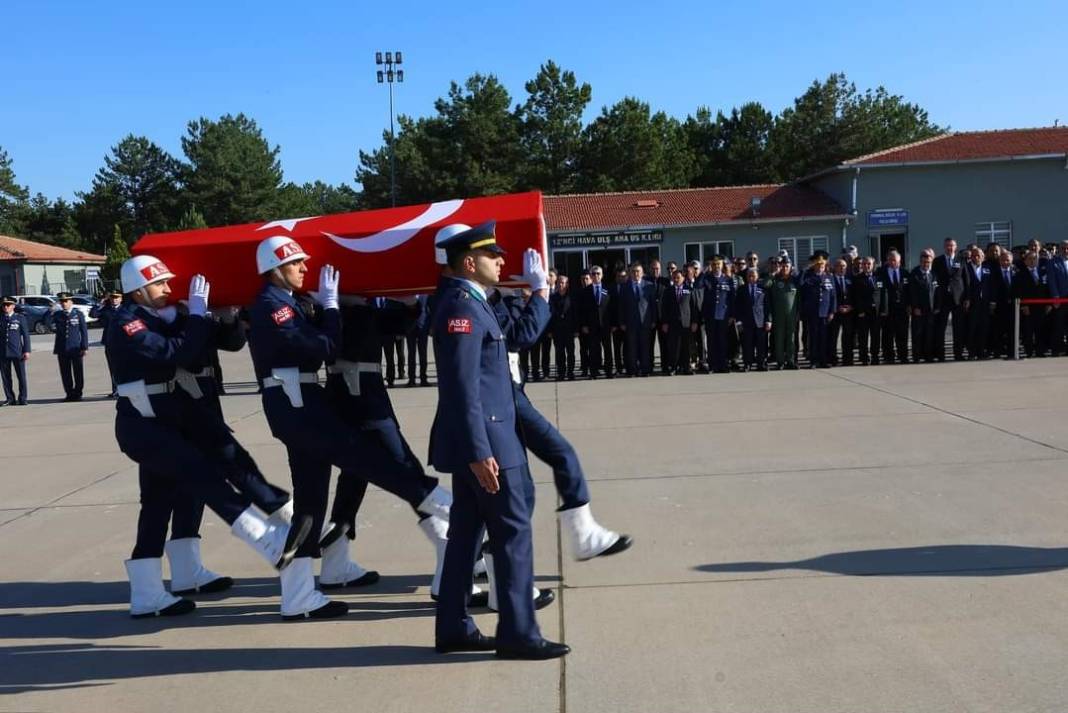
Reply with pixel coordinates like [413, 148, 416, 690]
[851, 256, 881, 365]
[529, 269, 557, 381]
[932, 238, 964, 360]
[1015, 250, 1050, 357]
[550, 275, 577, 380]
[960, 246, 993, 359]
[990, 250, 1018, 358]
[645, 259, 671, 373]
[827, 258, 854, 366]
[908, 249, 943, 363]
[1048, 241, 1068, 355]
[660, 270, 698, 374]
[876, 251, 910, 364]
[618, 263, 658, 376]
[405, 294, 430, 386]
[579, 266, 614, 379]
[734, 268, 770, 371]
[607, 267, 628, 375]
[576, 271, 592, 375]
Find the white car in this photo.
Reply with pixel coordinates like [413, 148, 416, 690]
[18, 294, 97, 324]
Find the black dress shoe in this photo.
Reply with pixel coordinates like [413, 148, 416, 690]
[496, 639, 571, 660]
[321, 570, 380, 590]
[436, 631, 496, 653]
[533, 589, 555, 610]
[282, 599, 349, 621]
[0, 401, 12, 407]
[430, 590, 490, 607]
[599, 534, 633, 558]
[132, 598, 196, 619]
[172, 575, 235, 596]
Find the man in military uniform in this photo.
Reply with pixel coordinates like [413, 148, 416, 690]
[52, 292, 89, 401]
[405, 293, 430, 386]
[109, 255, 312, 619]
[768, 259, 800, 369]
[91, 290, 124, 396]
[800, 251, 836, 368]
[1, 296, 31, 405]
[700, 256, 735, 373]
[431, 222, 569, 660]
[249, 236, 451, 620]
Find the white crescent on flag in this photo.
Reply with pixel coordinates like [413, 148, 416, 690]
[323, 199, 464, 253]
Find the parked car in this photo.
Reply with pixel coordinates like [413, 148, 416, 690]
[70, 295, 99, 324]
[14, 303, 53, 334]
[17, 294, 58, 311]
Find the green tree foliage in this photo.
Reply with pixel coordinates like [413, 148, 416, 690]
[275, 181, 360, 218]
[101, 224, 130, 285]
[181, 113, 283, 226]
[87, 135, 182, 241]
[517, 61, 592, 194]
[174, 205, 208, 231]
[20, 195, 82, 248]
[577, 97, 695, 192]
[0, 147, 30, 235]
[770, 73, 944, 180]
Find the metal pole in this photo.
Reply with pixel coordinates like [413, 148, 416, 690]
[1013, 298, 1020, 360]
[389, 79, 396, 207]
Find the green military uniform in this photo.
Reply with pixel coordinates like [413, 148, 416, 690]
[769, 275, 800, 368]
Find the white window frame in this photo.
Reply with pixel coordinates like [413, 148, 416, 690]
[682, 241, 735, 264]
[975, 221, 1012, 248]
[777, 236, 829, 265]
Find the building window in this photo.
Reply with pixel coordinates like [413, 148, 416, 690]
[777, 236, 829, 265]
[683, 241, 734, 264]
[975, 221, 1012, 248]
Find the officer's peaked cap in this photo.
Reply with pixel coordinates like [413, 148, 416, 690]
[440, 221, 506, 261]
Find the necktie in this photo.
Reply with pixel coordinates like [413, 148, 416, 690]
[750, 284, 756, 300]
[676, 287, 682, 300]
[1004, 269, 1010, 285]
[1033, 269, 1038, 282]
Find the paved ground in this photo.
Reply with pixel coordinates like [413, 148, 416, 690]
[3, 333, 1068, 712]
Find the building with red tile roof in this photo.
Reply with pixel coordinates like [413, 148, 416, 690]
[0, 235, 106, 296]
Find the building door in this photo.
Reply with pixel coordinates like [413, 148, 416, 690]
[628, 246, 661, 270]
[871, 233, 907, 263]
[586, 248, 627, 276]
[552, 250, 586, 287]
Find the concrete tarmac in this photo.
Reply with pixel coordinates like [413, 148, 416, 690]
[3, 335, 1068, 712]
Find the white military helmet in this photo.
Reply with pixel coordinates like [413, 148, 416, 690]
[121, 255, 176, 294]
[434, 223, 472, 265]
[256, 235, 310, 275]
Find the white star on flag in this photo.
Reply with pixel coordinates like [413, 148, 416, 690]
[257, 216, 316, 232]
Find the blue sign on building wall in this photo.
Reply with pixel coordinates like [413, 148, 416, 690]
[867, 209, 909, 227]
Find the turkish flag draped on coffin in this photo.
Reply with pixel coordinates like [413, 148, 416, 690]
[131, 191, 547, 306]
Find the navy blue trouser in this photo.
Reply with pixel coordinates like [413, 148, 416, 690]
[515, 388, 589, 511]
[131, 470, 205, 559]
[262, 385, 437, 557]
[57, 354, 84, 397]
[806, 316, 830, 366]
[0, 357, 27, 402]
[704, 319, 729, 372]
[435, 463, 540, 648]
[116, 412, 252, 543]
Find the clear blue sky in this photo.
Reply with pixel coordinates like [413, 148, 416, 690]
[3, 0, 1065, 200]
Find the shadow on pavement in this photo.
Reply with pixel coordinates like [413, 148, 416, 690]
[696, 544, 1068, 577]
[0, 599, 439, 641]
[0, 641, 484, 693]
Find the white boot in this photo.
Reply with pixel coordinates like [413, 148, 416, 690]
[125, 558, 194, 618]
[267, 499, 293, 526]
[230, 506, 306, 570]
[417, 485, 452, 522]
[280, 557, 348, 620]
[483, 551, 543, 612]
[165, 538, 233, 595]
[559, 503, 629, 560]
[319, 530, 378, 589]
[419, 515, 449, 597]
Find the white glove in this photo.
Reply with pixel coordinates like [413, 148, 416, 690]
[509, 248, 549, 291]
[156, 306, 178, 324]
[187, 274, 210, 317]
[317, 265, 340, 310]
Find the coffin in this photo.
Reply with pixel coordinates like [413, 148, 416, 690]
[131, 191, 546, 305]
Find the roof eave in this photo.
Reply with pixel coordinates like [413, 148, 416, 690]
[548, 213, 853, 234]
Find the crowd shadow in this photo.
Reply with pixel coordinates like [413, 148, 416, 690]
[696, 544, 1068, 577]
[0, 641, 482, 694]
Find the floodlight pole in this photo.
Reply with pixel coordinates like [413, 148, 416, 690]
[375, 50, 404, 207]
